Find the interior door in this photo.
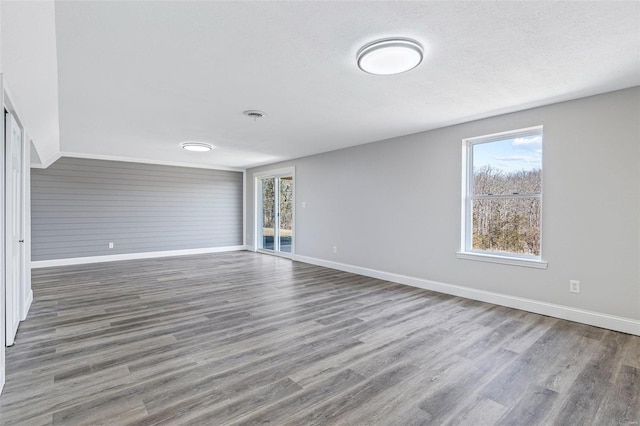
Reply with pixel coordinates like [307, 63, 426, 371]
[5, 111, 22, 346]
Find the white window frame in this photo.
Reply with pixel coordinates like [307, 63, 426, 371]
[457, 126, 547, 269]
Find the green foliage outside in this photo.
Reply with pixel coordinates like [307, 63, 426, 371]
[261, 177, 293, 233]
[472, 166, 541, 256]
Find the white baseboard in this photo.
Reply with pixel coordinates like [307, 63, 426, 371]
[21, 289, 33, 321]
[293, 254, 640, 336]
[31, 246, 247, 269]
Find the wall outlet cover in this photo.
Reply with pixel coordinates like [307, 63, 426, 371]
[569, 280, 580, 293]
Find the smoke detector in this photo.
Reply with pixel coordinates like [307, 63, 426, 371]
[243, 110, 266, 120]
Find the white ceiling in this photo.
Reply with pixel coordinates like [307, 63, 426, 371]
[16, 1, 640, 169]
[2, 0, 60, 165]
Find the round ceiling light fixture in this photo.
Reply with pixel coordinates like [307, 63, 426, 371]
[357, 38, 424, 75]
[180, 142, 213, 152]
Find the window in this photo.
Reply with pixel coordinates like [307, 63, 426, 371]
[459, 126, 546, 268]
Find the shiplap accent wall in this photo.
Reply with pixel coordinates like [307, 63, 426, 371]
[31, 157, 243, 261]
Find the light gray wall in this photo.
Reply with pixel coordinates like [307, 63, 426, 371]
[32, 157, 243, 261]
[247, 87, 640, 320]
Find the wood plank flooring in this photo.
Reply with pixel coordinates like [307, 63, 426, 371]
[1, 251, 638, 425]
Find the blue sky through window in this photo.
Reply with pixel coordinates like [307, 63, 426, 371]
[473, 135, 542, 173]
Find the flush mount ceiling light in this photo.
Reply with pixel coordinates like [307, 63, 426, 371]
[357, 38, 424, 75]
[180, 142, 213, 152]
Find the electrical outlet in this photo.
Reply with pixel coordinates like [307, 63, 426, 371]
[301, 201, 306, 208]
[108, 242, 114, 249]
[569, 280, 580, 293]
[332, 246, 337, 253]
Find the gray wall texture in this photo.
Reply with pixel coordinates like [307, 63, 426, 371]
[247, 87, 640, 320]
[32, 157, 243, 261]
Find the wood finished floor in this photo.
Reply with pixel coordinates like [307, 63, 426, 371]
[1, 251, 639, 425]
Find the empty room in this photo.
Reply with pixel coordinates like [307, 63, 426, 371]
[0, 0, 639, 424]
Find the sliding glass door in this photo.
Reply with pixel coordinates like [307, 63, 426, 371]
[257, 171, 294, 255]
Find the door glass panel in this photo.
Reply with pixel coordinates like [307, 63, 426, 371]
[279, 177, 293, 253]
[261, 178, 275, 250]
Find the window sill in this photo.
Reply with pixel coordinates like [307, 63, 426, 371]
[456, 252, 548, 269]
